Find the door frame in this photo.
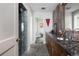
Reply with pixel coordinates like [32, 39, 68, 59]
[18, 3, 27, 56]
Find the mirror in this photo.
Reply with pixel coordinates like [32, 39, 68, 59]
[73, 10, 79, 31]
[65, 3, 79, 31]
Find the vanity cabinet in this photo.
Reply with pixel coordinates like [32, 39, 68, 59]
[46, 33, 69, 56]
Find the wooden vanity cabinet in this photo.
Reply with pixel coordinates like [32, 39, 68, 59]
[46, 33, 69, 56]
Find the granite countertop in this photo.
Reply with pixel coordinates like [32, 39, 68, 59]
[47, 32, 79, 56]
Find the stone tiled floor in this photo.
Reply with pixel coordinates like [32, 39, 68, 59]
[24, 44, 49, 56]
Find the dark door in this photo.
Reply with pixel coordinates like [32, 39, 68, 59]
[19, 3, 27, 56]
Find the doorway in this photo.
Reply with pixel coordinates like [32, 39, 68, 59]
[19, 3, 27, 56]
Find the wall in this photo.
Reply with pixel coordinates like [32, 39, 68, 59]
[23, 4, 33, 52]
[33, 11, 53, 43]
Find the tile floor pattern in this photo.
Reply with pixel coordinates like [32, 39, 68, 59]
[24, 44, 49, 56]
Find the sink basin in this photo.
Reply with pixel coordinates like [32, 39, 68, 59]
[57, 37, 63, 40]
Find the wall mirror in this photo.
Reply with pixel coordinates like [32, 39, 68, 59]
[72, 10, 79, 31]
[65, 3, 79, 31]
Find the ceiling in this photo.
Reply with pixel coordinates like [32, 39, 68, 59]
[28, 3, 58, 12]
[65, 3, 79, 13]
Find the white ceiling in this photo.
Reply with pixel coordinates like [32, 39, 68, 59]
[65, 3, 79, 13]
[28, 3, 58, 12]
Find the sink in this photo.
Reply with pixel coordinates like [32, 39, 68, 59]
[57, 37, 79, 55]
[57, 37, 63, 40]
[57, 37, 66, 44]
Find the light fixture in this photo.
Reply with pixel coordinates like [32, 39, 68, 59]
[41, 7, 46, 10]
